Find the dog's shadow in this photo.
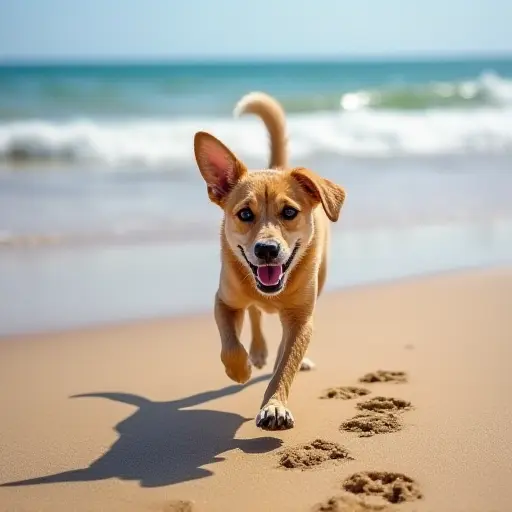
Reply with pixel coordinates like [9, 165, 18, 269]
[2, 374, 280, 488]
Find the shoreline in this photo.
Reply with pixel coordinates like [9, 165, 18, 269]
[1, 267, 511, 511]
[1, 261, 510, 342]
[1, 218, 512, 337]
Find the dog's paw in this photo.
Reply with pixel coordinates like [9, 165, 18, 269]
[299, 357, 316, 371]
[249, 346, 268, 369]
[225, 358, 252, 384]
[256, 401, 295, 430]
[221, 346, 252, 384]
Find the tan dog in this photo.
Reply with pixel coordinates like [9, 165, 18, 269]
[193, 92, 345, 430]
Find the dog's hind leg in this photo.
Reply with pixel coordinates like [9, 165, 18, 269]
[317, 254, 327, 297]
[299, 356, 316, 371]
[248, 306, 268, 369]
[295, 251, 328, 373]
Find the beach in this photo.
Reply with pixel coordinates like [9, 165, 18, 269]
[1, 268, 511, 511]
[2, 157, 512, 336]
[1, 59, 512, 510]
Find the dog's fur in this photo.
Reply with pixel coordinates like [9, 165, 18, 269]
[193, 92, 345, 430]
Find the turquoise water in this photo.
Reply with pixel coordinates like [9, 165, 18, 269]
[2, 58, 512, 118]
[1, 58, 512, 246]
[1, 58, 512, 166]
[1, 59, 512, 334]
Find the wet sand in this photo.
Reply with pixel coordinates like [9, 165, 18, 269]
[1, 268, 511, 511]
[2, 218, 512, 336]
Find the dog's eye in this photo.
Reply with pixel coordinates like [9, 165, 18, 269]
[282, 206, 298, 220]
[237, 208, 254, 222]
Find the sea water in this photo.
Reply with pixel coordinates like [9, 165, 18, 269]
[1, 59, 512, 334]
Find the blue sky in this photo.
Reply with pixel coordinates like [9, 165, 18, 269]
[1, 0, 511, 61]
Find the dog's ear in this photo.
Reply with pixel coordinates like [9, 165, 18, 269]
[194, 131, 247, 206]
[291, 167, 346, 222]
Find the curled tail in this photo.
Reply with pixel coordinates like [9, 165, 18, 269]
[233, 91, 288, 169]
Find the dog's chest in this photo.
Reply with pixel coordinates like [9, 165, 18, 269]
[250, 300, 279, 314]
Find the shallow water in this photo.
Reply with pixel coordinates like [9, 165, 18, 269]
[2, 59, 512, 335]
[2, 151, 512, 336]
[1, 218, 512, 336]
[1, 154, 512, 245]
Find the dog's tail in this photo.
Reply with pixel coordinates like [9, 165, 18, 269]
[233, 92, 288, 169]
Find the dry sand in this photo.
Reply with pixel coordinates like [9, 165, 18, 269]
[1, 267, 511, 512]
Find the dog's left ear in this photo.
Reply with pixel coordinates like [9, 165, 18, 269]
[291, 167, 346, 222]
[194, 131, 247, 206]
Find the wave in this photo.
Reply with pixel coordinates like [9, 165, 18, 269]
[2, 72, 512, 167]
[3, 67, 512, 118]
[202, 71, 512, 115]
[2, 109, 512, 167]
[338, 71, 512, 112]
[268, 71, 512, 114]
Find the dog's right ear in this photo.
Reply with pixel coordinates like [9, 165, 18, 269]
[194, 131, 247, 206]
[291, 167, 346, 222]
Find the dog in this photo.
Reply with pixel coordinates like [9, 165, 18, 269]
[193, 92, 345, 430]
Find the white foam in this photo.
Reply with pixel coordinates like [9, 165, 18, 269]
[478, 71, 512, 104]
[338, 71, 512, 112]
[2, 104, 512, 169]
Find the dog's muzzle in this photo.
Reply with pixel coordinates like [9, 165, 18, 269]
[238, 242, 300, 294]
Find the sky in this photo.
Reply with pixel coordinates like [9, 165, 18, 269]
[1, 0, 512, 61]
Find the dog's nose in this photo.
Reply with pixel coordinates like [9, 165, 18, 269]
[254, 240, 280, 261]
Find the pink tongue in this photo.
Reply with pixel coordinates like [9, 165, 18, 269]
[257, 265, 283, 286]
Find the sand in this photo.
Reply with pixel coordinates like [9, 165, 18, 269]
[340, 412, 403, 438]
[1, 267, 511, 512]
[320, 386, 371, 400]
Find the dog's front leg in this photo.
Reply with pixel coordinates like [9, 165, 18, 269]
[256, 308, 313, 430]
[214, 292, 252, 384]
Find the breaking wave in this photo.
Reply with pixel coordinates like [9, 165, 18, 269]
[2, 72, 512, 168]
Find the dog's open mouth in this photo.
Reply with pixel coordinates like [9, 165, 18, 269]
[238, 243, 300, 294]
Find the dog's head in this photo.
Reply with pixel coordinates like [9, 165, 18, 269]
[194, 131, 345, 296]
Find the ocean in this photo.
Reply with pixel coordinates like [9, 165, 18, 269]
[1, 58, 512, 334]
[2, 59, 512, 166]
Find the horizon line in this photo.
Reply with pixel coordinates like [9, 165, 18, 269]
[1, 51, 512, 66]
